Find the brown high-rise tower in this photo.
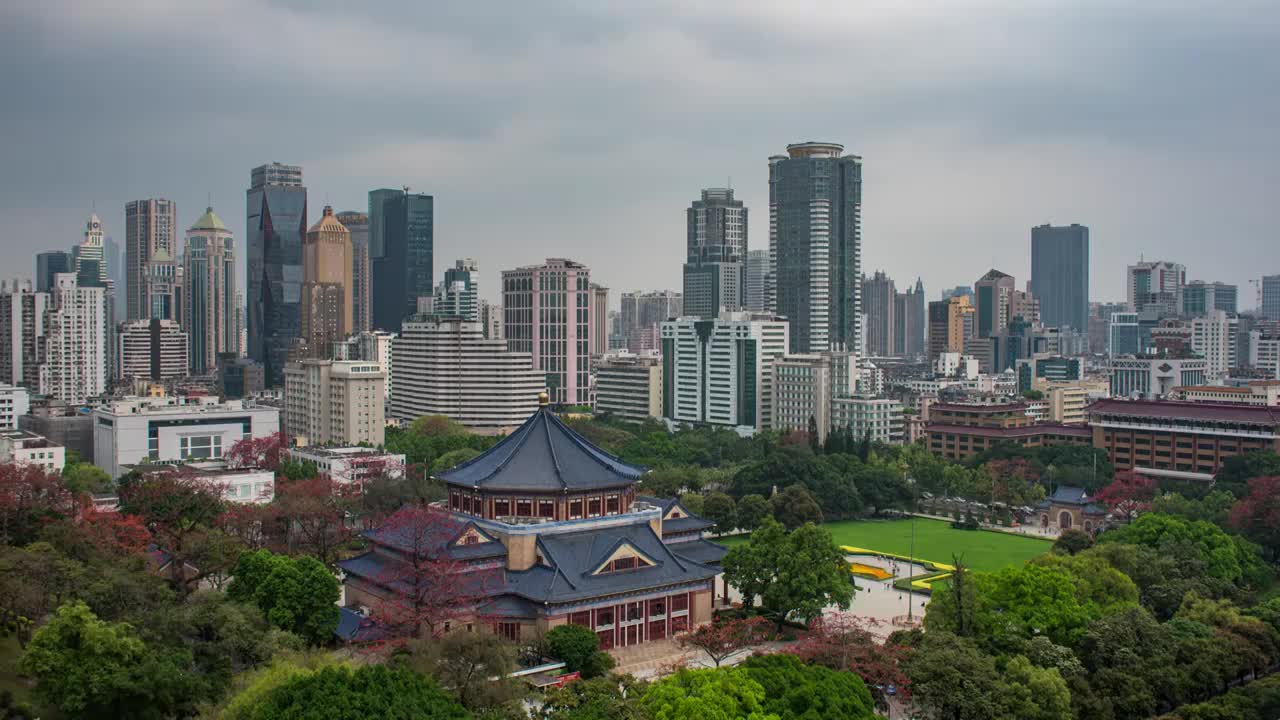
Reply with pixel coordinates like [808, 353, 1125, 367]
[301, 206, 353, 356]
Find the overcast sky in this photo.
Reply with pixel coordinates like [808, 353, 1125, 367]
[2, 1, 1277, 308]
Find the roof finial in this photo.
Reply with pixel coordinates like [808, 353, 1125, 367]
[538, 391, 550, 407]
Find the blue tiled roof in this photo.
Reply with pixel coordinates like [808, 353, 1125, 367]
[438, 408, 646, 492]
[361, 516, 507, 561]
[1047, 486, 1090, 506]
[478, 595, 539, 618]
[662, 516, 714, 534]
[670, 539, 729, 565]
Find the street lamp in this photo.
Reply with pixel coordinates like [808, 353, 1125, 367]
[906, 472, 917, 623]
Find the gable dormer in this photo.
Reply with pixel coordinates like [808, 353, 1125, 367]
[450, 522, 498, 548]
[591, 541, 658, 575]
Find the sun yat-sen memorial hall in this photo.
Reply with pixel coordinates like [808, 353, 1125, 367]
[338, 400, 728, 649]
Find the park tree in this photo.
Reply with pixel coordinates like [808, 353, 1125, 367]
[700, 492, 736, 535]
[985, 458, 1042, 506]
[367, 505, 502, 643]
[1228, 476, 1280, 561]
[433, 447, 481, 473]
[905, 631, 1012, 720]
[678, 491, 705, 517]
[227, 549, 339, 645]
[546, 623, 614, 678]
[1052, 528, 1094, 555]
[117, 468, 241, 594]
[769, 484, 823, 529]
[224, 431, 287, 471]
[407, 629, 525, 713]
[793, 614, 912, 708]
[739, 653, 876, 720]
[674, 615, 771, 667]
[1002, 655, 1073, 720]
[1215, 450, 1280, 495]
[807, 415, 820, 453]
[927, 563, 1094, 650]
[735, 494, 769, 532]
[1095, 471, 1157, 523]
[536, 674, 650, 720]
[61, 462, 112, 495]
[0, 462, 77, 546]
[249, 664, 469, 720]
[723, 520, 856, 629]
[1099, 512, 1249, 583]
[1031, 552, 1140, 618]
[847, 460, 913, 515]
[272, 474, 358, 566]
[640, 667, 772, 720]
[19, 601, 203, 720]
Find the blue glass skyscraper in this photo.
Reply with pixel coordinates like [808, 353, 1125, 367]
[371, 190, 433, 332]
[246, 162, 307, 386]
[1031, 223, 1090, 332]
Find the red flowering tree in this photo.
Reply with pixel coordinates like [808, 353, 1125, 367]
[793, 615, 912, 707]
[219, 501, 286, 553]
[0, 462, 77, 545]
[675, 615, 773, 667]
[274, 474, 359, 566]
[117, 468, 241, 594]
[1094, 471, 1157, 523]
[367, 505, 500, 645]
[985, 458, 1042, 506]
[75, 506, 152, 557]
[1229, 476, 1280, 561]
[225, 432, 288, 471]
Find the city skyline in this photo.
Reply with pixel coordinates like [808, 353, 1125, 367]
[4, 3, 1277, 309]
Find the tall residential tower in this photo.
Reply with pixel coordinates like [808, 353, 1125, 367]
[125, 199, 177, 321]
[683, 188, 746, 318]
[183, 207, 237, 373]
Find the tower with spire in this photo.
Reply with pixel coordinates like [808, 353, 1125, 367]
[184, 206, 237, 373]
[72, 213, 108, 286]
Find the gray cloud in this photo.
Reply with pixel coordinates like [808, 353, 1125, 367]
[1, 0, 1276, 307]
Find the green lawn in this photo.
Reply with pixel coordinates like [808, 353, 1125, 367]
[717, 517, 1051, 573]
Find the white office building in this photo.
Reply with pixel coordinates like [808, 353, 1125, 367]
[659, 312, 789, 433]
[771, 351, 854, 443]
[283, 360, 386, 447]
[390, 317, 544, 432]
[1250, 334, 1280, 379]
[92, 395, 280, 479]
[333, 330, 396, 399]
[285, 446, 406, 485]
[595, 354, 662, 423]
[0, 384, 30, 430]
[1190, 311, 1238, 381]
[117, 318, 189, 381]
[831, 396, 906, 445]
[0, 429, 65, 473]
[1109, 355, 1209, 400]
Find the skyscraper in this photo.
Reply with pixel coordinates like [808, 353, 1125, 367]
[36, 252, 70, 293]
[861, 270, 896, 356]
[183, 207, 237, 373]
[336, 211, 371, 334]
[40, 273, 106, 403]
[300, 206, 353, 356]
[974, 269, 1016, 338]
[125, 199, 177, 321]
[927, 295, 974, 361]
[619, 290, 682, 353]
[1261, 275, 1280, 320]
[1180, 281, 1237, 317]
[744, 249, 767, 312]
[371, 190, 433, 332]
[117, 318, 188, 381]
[501, 258, 592, 406]
[768, 142, 862, 353]
[590, 284, 609, 355]
[897, 277, 926, 358]
[1031, 224, 1089, 332]
[683, 188, 746, 318]
[0, 279, 48, 389]
[247, 162, 307, 386]
[73, 213, 108, 286]
[1127, 260, 1184, 314]
[433, 258, 479, 321]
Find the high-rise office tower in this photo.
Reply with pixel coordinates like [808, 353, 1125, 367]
[861, 270, 896, 356]
[73, 213, 108, 287]
[40, 273, 106, 403]
[619, 290, 682, 353]
[36, 252, 70, 293]
[1180, 281, 1237, 317]
[142, 245, 180, 322]
[1031, 224, 1089, 332]
[247, 162, 307, 386]
[900, 277, 926, 358]
[1190, 310, 1238, 381]
[479, 300, 503, 340]
[683, 188, 746, 318]
[0, 280, 49, 388]
[590, 284, 609, 355]
[371, 189, 433, 332]
[336, 211, 371, 333]
[974, 269, 1016, 338]
[183, 207, 237, 373]
[1127, 260, 1185, 314]
[433, 258, 479, 321]
[744, 249, 767, 312]
[927, 295, 974, 361]
[125, 199, 177, 321]
[768, 142, 862, 352]
[300, 206, 353, 356]
[105, 234, 124, 306]
[501, 258, 592, 406]
[1260, 275, 1280, 319]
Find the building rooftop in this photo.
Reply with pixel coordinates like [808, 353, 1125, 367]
[1087, 398, 1280, 426]
[437, 406, 646, 493]
[0, 429, 56, 448]
[925, 423, 1093, 439]
[289, 446, 402, 460]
